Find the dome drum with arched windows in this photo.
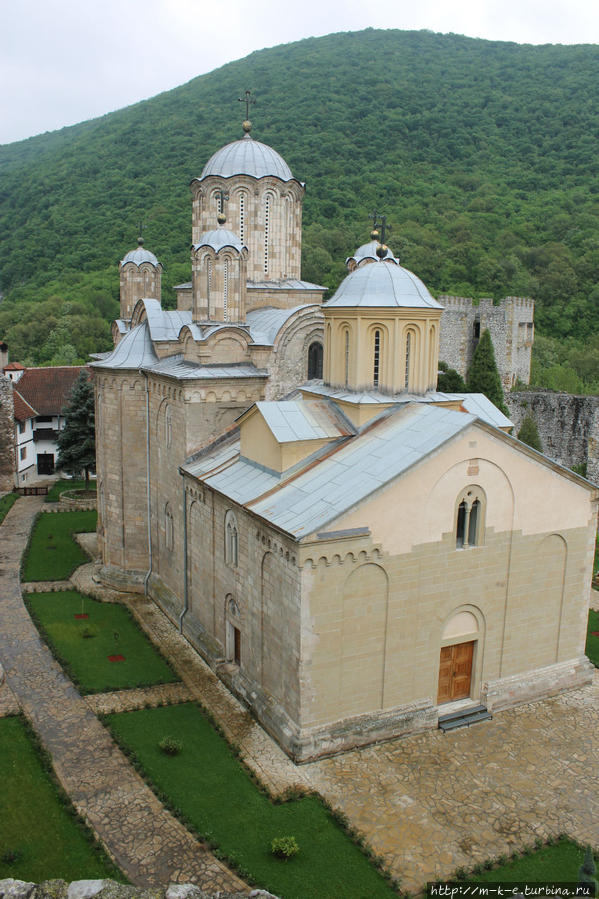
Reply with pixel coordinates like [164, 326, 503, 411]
[119, 238, 163, 320]
[192, 226, 249, 325]
[323, 243, 443, 395]
[190, 124, 305, 284]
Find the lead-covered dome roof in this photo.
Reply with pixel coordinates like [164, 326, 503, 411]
[194, 228, 245, 253]
[120, 239, 159, 267]
[200, 134, 295, 181]
[346, 239, 400, 267]
[326, 260, 442, 309]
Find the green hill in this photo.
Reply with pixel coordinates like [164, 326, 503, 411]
[1, 28, 599, 371]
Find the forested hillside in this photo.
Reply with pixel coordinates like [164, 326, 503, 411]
[1, 28, 598, 385]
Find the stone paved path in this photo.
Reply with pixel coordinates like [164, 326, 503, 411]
[0, 497, 245, 892]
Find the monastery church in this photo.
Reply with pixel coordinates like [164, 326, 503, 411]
[92, 114, 597, 762]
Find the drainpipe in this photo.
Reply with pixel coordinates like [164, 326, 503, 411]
[141, 370, 152, 596]
[179, 470, 189, 634]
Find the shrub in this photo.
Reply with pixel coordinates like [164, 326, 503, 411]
[271, 836, 300, 860]
[159, 735, 183, 756]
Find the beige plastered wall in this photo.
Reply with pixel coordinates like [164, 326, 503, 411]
[298, 423, 597, 729]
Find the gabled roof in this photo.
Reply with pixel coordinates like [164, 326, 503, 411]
[16, 367, 84, 416]
[13, 389, 37, 422]
[242, 400, 353, 444]
[184, 403, 474, 538]
[4, 362, 26, 371]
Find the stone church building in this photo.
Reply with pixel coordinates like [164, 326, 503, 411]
[92, 118, 596, 762]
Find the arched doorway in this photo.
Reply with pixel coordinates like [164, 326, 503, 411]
[437, 610, 480, 704]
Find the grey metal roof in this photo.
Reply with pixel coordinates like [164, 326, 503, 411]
[246, 305, 315, 346]
[194, 228, 245, 254]
[427, 392, 513, 429]
[90, 322, 158, 370]
[120, 246, 160, 267]
[346, 240, 399, 267]
[247, 278, 326, 291]
[143, 355, 268, 381]
[184, 403, 473, 538]
[141, 300, 192, 342]
[252, 400, 353, 443]
[200, 135, 295, 181]
[326, 259, 442, 309]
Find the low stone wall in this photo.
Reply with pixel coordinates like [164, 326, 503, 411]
[0, 881, 278, 899]
[59, 489, 97, 510]
[507, 391, 599, 483]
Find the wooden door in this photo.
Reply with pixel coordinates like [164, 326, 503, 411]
[437, 641, 474, 703]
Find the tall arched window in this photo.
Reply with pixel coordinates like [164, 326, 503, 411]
[373, 329, 381, 388]
[223, 257, 229, 321]
[238, 192, 246, 245]
[225, 510, 238, 567]
[165, 405, 172, 447]
[165, 503, 174, 552]
[307, 341, 323, 379]
[405, 331, 412, 390]
[225, 594, 241, 665]
[344, 330, 350, 386]
[206, 257, 212, 318]
[456, 487, 485, 549]
[264, 194, 272, 275]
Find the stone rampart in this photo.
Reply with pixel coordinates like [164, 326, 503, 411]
[507, 390, 599, 482]
[0, 881, 277, 899]
[0, 376, 15, 492]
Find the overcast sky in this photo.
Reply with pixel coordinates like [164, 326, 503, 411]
[2, 0, 598, 145]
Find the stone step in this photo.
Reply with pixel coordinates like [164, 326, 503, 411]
[438, 705, 492, 732]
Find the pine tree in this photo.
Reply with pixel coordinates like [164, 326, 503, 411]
[517, 414, 543, 452]
[57, 370, 95, 488]
[466, 329, 509, 415]
[578, 847, 598, 897]
[437, 361, 467, 392]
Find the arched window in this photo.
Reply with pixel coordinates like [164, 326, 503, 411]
[225, 510, 238, 567]
[206, 257, 212, 318]
[264, 194, 272, 275]
[238, 192, 246, 246]
[223, 257, 229, 321]
[225, 594, 241, 665]
[344, 330, 350, 386]
[405, 331, 412, 390]
[165, 503, 174, 552]
[165, 405, 172, 447]
[307, 341, 323, 379]
[373, 329, 381, 387]
[456, 487, 485, 549]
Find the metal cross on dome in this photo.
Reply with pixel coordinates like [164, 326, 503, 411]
[216, 189, 229, 215]
[238, 90, 256, 119]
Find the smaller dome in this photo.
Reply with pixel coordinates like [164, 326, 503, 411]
[200, 135, 294, 181]
[194, 229, 245, 254]
[121, 246, 159, 267]
[346, 240, 399, 268]
[326, 260, 442, 310]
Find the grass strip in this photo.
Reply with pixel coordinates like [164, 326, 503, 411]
[452, 835, 593, 884]
[586, 609, 599, 667]
[24, 590, 179, 694]
[21, 509, 97, 581]
[105, 703, 399, 899]
[0, 715, 123, 882]
[45, 479, 94, 503]
[0, 492, 18, 525]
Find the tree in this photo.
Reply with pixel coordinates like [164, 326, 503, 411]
[57, 370, 95, 488]
[578, 847, 598, 898]
[437, 361, 467, 392]
[517, 414, 543, 452]
[466, 329, 509, 415]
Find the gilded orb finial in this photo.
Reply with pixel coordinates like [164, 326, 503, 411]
[376, 243, 387, 259]
[137, 236, 144, 247]
[370, 229, 379, 241]
[217, 212, 226, 226]
[242, 120, 252, 134]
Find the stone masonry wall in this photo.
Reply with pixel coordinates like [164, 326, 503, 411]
[439, 296, 534, 391]
[0, 375, 15, 492]
[507, 391, 599, 482]
[0, 880, 276, 899]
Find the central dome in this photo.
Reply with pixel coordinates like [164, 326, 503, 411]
[326, 260, 442, 309]
[200, 135, 295, 181]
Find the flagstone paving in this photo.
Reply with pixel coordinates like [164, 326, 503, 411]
[3, 496, 599, 894]
[0, 496, 246, 892]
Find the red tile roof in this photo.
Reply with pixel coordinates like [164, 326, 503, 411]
[4, 362, 26, 371]
[13, 389, 37, 423]
[16, 366, 85, 416]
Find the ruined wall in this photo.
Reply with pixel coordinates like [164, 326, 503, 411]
[440, 296, 534, 391]
[507, 391, 599, 482]
[0, 376, 15, 492]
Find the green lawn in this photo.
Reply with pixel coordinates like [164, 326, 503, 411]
[0, 716, 122, 881]
[45, 479, 94, 502]
[22, 509, 97, 581]
[25, 590, 179, 694]
[460, 836, 593, 885]
[106, 704, 397, 899]
[0, 492, 18, 525]
[586, 609, 599, 667]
